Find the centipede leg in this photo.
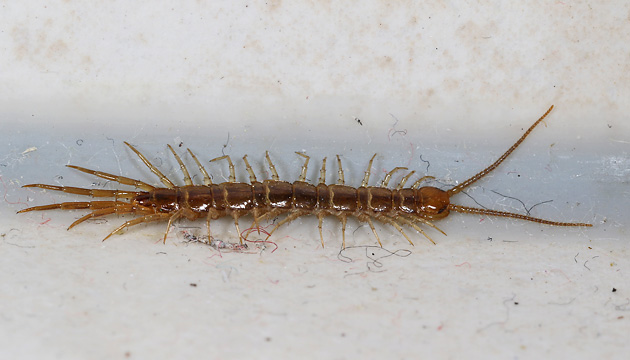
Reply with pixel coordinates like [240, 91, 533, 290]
[102, 213, 172, 242]
[411, 175, 436, 190]
[232, 214, 244, 244]
[18, 200, 128, 213]
[67, 204, 153, 230]
[394, 216, 436, 245]
[318, 157, 327, 184]
[265, 210, 307, 239]
[163, 209, 185, 244]
[124, 142, 176, 188]
[205, 212, 213, 243]
[317, 212, 325, 248]
[401, 215, 447, 236]
[68, 208, 121, 230]
[381, 167, 408, 188]
[336, 155, 344, 185]
[187, 148, 213, 185]
[22, 184, 144, 199]
[365, 217, 383, 247]
[360, 154, 378, 187]
[295, 152, 310, 182]
[250, 208, 261, 236]
[167, 145, 193, 186]
[65, 165, 155, 191]
[378, 216, 414, 246]
[340, 214, 347, 249]
[265, 151, 280, 181]
[242, 155, 258, 183]
[244, 208, 286, 238]
[210, 155, 236, 182]
[396, 171, 416, 190]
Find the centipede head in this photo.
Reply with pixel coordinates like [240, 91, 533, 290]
[415, 186, 450, 220]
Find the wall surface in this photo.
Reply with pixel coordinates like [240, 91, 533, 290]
[1, 1, 628, 359]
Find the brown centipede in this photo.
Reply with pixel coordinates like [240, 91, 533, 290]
[18, 105, 592, 248]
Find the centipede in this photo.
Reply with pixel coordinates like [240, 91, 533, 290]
[18, 105, 592, 248]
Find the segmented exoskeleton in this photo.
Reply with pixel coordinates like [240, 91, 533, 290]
[19, 105, 592, 248]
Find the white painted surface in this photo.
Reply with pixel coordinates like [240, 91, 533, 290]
[1, 2, 628, 359]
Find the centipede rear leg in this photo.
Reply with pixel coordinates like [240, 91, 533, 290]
[102, 213, 173, 242]
[65, 165, 155, 191]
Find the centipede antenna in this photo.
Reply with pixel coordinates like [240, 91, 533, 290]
[382, 167, 407, 188]
[242, 155, 258, 183]
[318, 157, 327, 184]
[124, 142, 176, 189]
[167, 145, 193, 186]
[448, 204, 593, 227]
[361, 154, 378, 187]
[210, 155, 236, 183]
[66, 165, 155, 191]
[187, 148, 212, 185]
[265, 151, 280, 181]
[396, 171, 416, 190]
[447, 105, 554, 196]
[336, 155, 345, 185]
[296, 152, 310, 182]
[411, 175, 436, 189]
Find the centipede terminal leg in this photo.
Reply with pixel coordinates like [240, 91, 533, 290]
[21, 183, 142, 199]
[65, 165, 155, 191]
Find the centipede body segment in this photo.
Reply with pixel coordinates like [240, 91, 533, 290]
[19, 105, 592, 248]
